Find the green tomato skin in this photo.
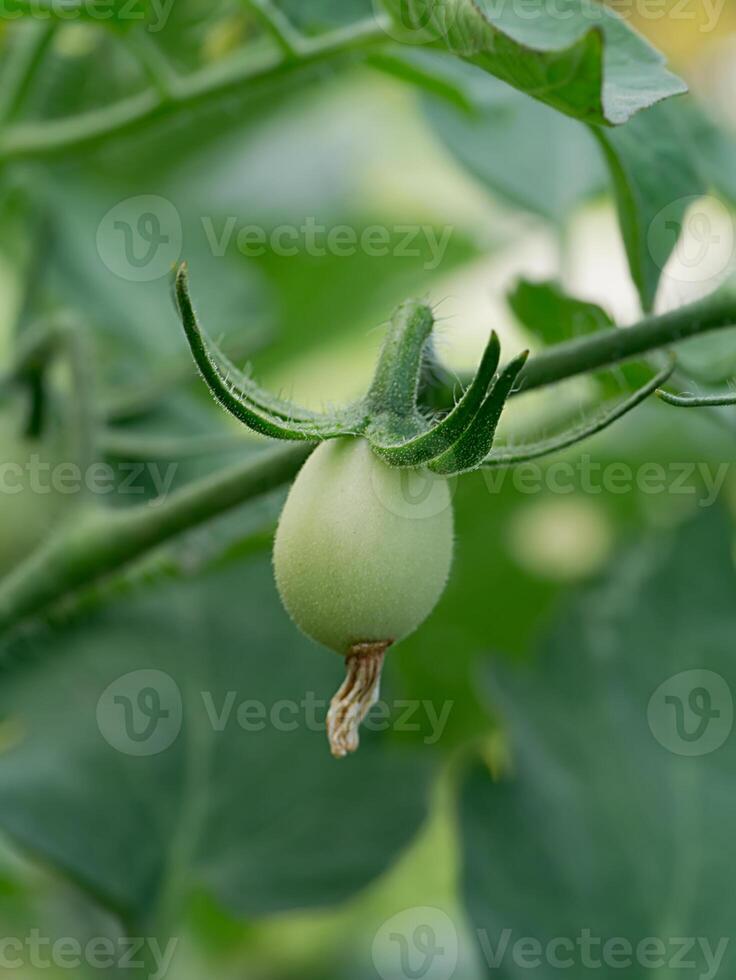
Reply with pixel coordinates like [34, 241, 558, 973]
[273, 437, 454, 654]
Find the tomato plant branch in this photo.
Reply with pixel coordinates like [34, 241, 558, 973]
[1, 283, 735, 633]
[121, 28, 179, 100]
[0, 17, 389, 161]
[0, 442, 311, 634]
[99, 429, 251, 459]
[656, 388, 736, 407]
[513, 282, 736, 394]
[243, 0, 302, 57]
[6, 314, 96, 479]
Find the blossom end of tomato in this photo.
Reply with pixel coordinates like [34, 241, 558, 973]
[327, 641, 392, 758]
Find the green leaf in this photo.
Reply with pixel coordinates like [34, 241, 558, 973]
[505, 279, 671, 398]
[679, 101, 736, 208]
[460, 509, 736, 976]
[508, 279, 614, 346]
[274, 0, 373, 33]
[592, 99, 707, 312]
[374, 49, 606, 223]
[0, 554, 433, 924]
[382, 0, 686, 126]
[375, 47, 702, 314]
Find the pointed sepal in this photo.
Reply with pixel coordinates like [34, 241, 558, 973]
[174, 264, 359, 440]
[485, 356, 675, 467]
[369, 332, 501, 466]
[428, 350, 530, 475]
[366, 300, 435, 420]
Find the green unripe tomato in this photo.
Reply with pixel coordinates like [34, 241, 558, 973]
[273, 437, 454, 655]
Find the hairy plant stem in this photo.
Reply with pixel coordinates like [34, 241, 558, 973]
[513, 284, 736, 394]
[0, 18, 388, 161]
[0, 443, 311, 633]
[0, 285, 735, 633]
[7, 315, 96, 477]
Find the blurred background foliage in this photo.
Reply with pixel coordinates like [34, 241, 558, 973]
[1, 1, 736, 977]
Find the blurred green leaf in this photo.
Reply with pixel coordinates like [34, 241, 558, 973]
[378, 51, 705, 316]
[679, 101, 736, 208]
[275, 0, 373, 33]
[592, 100, 707, 312]
[381, 0, 686, 125]
[508, 279, 613, 345]
[245, 216, 477, 377]
[394, 472, 564, 748]
[460, 508, 736, 976]
[407, 52, 606, 224]
[0, 553, 434, 925]
[505, 279, 661, 397]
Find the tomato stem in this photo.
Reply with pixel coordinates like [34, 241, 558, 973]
[515, 280, 736, 394]
[0, 18, 389, 162]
